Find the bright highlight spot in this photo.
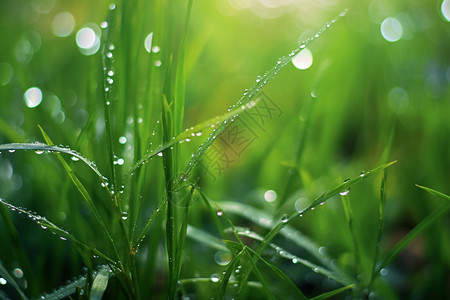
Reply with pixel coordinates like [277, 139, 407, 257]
[51, 12, 75, 37]
[76, 25, 100, 55]
[442, 0, 450, 21]
[0, 277, 6, 285]
[24, 87, 43, 108]
[381, 17, 403, 42]
[119, 136, 127, 144]
[292, 48, 313, 70]
[144, 32, 153, 53]
[264, 190, 277, 202]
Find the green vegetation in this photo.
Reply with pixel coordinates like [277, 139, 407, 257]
[0, 0, 449, 299]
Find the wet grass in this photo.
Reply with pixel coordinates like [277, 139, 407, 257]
[0, 1, 449, 299]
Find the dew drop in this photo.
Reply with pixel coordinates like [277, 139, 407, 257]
[209, 274, 219, 283]
[216, 210, 223, 217]
[121, 212, 128, 220]
[119, 136, 127, 144]
[106, 52, 113, 58]
[157, 152, 163, 157]
[281, 215, 289, 223]
[60, 236, 67, 241]
[214, 250, 232, 266]
[360, 171, 366, 178]
[311, 207, 315, 210]
[35, 150, 44, 154]
[292, 258, 298, 264]
[339, 190, 350, 196]
[0, 277, 6, 285]
[13, 268, 23, 279]
[380, 268, 389, 277]
[8, 150, 15, 153]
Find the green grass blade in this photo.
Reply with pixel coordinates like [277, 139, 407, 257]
[340, 193, 361, 275]
[37, 128, 123, 265]
[0, 198, 116, 265]
[235, 161, 396, 296]
[0, 260, 28, 300]
[368, 170, 388, 290]
[133, 199, 167, 251]
[309, 284, 355, 300]
[90, 266, 110, 300]
[0, 142, 110, 190]
[377, 185, 450, 272]
[217, 245, 246, 299]
[220, 201, 348, 281]
[233, 227, 339, 284]
[244, 246, 308, 300]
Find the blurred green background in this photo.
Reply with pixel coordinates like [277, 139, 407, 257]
[0, 0, 449, 299]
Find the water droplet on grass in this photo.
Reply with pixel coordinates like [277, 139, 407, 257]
[339, 190, 350, 196]
[216, 210, 223, 217]
[0, 277, 6, 285]
[121, 212, 128, 220]
[281, 215, 289, 223]
[214, 251, 232, 266]
[13, 268, 23, 279]
[209, 274, 219, 283]
[9, 150, 15, 153]
[360, 171, 366, 178]
[157, 152, 163, 157]
[35, 150, 44, 154]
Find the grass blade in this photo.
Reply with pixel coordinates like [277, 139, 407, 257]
[377, 185, 450, 272]
[90, 266, 110, 300]
[340, 193, 361, 275]
[309, 284, 355, 300]
[0, 260, 28, 300]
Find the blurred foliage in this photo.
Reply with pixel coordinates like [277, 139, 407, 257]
[0, 0, 449, 299]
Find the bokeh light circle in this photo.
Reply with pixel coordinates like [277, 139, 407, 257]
[24, 87, 43, 108]
[381, 17, 403, 42]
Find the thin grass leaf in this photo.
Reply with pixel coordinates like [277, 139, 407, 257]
[0, 261, 28, 300]
[244, 246, 308, 300]
[377, 185, 450, 272]
[236, 161, 396, 297]
[217, 244, 246, 300]
[35, 265, 111, 300]
[368, 170, 388, 290]
[89, 266, 110, 300]
[0, 198, 116, 266]
[38, 127, 123, 267]
[309, 284, 355, 300]
[132, 199, 167, 251]
[340, 193, 361, 275]
[219, 201, 349, 282]
[233, 227, 339, 284]
[0, 142, 110, 191]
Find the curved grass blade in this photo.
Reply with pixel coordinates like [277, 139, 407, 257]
[0, 142, 110, 194]
[309, 284, 355, 300]
[219, 201, 346, 280]
[340, 193, 361, 275]
[0, 261, 28, 300]
[90, 266, 110, 300]
[235, 161, 396, 297]
[36, 265, 111, 300]
[377, 185, 450, 272]
[38, 128, 123, 266]
[233, 227, 338, 284]
[186, 225, 228, 252]
[244, 246, 308, 300]
[132, 199, 167, 251]
[0, 198, 116, 266]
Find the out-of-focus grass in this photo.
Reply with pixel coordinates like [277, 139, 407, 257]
[0, 0, 449, 299]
